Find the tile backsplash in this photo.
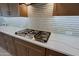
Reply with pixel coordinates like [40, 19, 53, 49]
[27, 16, 79, 36]
[0, 16, 79, 37]
[3, 17, 29, 27]
[0, 17, 6, 25]
[28, 3, 54, 18]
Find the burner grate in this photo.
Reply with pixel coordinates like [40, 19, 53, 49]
[15, 29, 51, 43]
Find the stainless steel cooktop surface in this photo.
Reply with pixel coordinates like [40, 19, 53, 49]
[15, 29, 51, 43]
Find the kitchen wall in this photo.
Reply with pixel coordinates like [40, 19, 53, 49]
[0, 16, 79, 37]
[2, 17, 30, 27]
[0, 17, 5, 25]
[27, 16, 79, 37]
[28, 3, 54, 30]
[28, 3, 53, 17]
[0, 3, 79, 36]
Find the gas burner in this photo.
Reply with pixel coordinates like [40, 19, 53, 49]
[15, 29, 51, 43]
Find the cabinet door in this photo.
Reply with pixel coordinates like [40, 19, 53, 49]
[0, 32, 6, 49]
[14, 38, 45, 56]
[28, 47, 45, 56]
[46, 49, 67, 56]
[28, 43, 45, 56]
[0, 36, 5, 48]
[18, 4, 28, 17]
[7, 3, 20, 17]
[3, 35, 16, 55]
[15, 39, 28, 56]
[0, 3, 19, 17]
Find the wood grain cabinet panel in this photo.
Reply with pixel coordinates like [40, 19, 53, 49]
[0, 32, 68, 56]
[53, 3, 79, 16]
[0, 3, 19, 17]
[27, 42, 45, 56]
[0, 33, 16, 55]
[28, 47, 45, 56]
[0, 37, 5, 48]
[0, 32, 6, 49]
[18, 4, 28, 17]
[15, 39, 28, 56]
[46, 49, 67, 56]
[3, 34, 16, 55]
[14, 38, 45, 56]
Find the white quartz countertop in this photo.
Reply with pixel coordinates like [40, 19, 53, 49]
[0, 26, 79, 56]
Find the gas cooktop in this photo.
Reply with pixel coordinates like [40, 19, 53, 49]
[15, 29, 51, 43]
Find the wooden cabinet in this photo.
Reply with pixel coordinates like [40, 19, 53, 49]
[18, 4, 28, 17]
[15, 39, 28, 56]
[0, 3, 19, 17]
[4, 36, 16, 55]
[0, 32, 16, 55]
[28, 44, 45, 56]
[0, 32, 7, 49]
[0, 32, 67, 56]
[46, 49, 67, 56]
[28, 47, 45, 56]
[15, 38, 66, 56]
[53, 3, 79, 16]
[14, 38, 45, 56]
